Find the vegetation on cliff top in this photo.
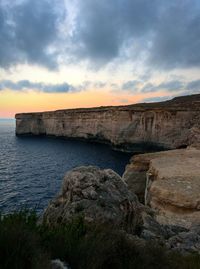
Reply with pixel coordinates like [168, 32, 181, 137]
[0, 210, 199, 269]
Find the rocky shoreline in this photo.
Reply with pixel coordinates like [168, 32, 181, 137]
[15, 94, 200, 255]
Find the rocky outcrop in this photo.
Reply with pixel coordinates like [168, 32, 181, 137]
[42, 165, 200, 254]
[123, 148, 200, 229]
[15, 94, 200, 151]
[42, 166, 143, 234]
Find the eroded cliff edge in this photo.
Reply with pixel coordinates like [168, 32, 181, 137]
[15, 94, 200, 151]
[123, 147, 200, 228]
[15, 94, 200, 236]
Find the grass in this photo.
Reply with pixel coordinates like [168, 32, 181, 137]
[0, 210, 199, 269]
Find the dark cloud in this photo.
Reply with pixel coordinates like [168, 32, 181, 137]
[141, 80, 185, 93]
[149, 1, 200, 69]
[122, 80, 140, 91]
[0, 0, 200, 71]
[72, 1, 121, 66]
[72, 0, 200, 69]
[140, 83, 156, 93]
[187, 79, 200, 91]
[138, 73, 152, 82]
[0, 80, 75, 93]
[157, 80, 184, 92]
[0, 0, 65, 69]
[72, 0, 161, 67]
[139, 79, 200, 95]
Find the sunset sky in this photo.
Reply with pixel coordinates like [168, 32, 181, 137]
[0, 0, 200, 118]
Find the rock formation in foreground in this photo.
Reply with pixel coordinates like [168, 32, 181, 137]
[42, 166, 143, 234]
[42, 166, 200, 254]
[15, 94, 200, 151]
[123, 147, 200, 229]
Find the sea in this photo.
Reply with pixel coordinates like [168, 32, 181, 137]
[0, 119, 132, 213]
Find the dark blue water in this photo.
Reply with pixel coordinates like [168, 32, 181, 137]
[0, 119, 132, 213]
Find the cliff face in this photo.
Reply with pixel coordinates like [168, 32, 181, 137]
[123, 148, 200, 228]
[15, 94, 200, 151]
[15, 94, 200, 229]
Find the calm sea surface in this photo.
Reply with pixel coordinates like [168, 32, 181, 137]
[0, 119, 132, 213]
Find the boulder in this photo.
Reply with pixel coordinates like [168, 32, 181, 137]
[42, 166, 143, 234]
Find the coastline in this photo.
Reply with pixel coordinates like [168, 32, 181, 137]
[15, 94, 200, 151]
[14, 93, 200, 250]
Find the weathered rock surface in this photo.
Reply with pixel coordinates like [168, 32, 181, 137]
[15, 94, 200, 151]
[42, 166, 142, 233]
[122, 154, 151, 201]
[167, 224, 200, 254]
[123, 148, 200, 229]
[43, 165, 200, 254]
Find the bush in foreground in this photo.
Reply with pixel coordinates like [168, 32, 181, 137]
[0, 210, 199, 269]
[0, 210, 50, 269]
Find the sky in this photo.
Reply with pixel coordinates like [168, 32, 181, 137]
[0, 0, 200, 118]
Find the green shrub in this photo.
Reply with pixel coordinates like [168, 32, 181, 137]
[0, 210, 199, 269]
[69, 226, 173, 269]
[0, 210, 50, 269]
[39, 215, 86, 261]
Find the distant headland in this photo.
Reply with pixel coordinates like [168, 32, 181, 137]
[15, 94, 200, 151]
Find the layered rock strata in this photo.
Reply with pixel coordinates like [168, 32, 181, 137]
[123, 147, 200, 228]
[15, 94, 200, 151]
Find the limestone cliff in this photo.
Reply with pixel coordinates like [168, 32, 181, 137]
[123, 148, 200, 228]
[15, 94, 200, 151]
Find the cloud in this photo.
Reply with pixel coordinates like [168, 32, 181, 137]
[140, 83, 156, 93]
[140, 80, 185, 93]
[0, 0, 200, 72]
[122, 80, 140, 91]
[148, 1, 200, 69]
[71, 0, 161, 67]
[139, 78, 200, 95]
[0, 80, 75, 93]
[0, 0, 66, 69]
[187, 79, 200, 91]
[71, 0, 200, 70]
[0, 79, 109, 93]
[75, 80, 108, 91]
[157, 80, 184, 92]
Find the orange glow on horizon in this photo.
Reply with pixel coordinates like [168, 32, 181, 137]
[0, 89, 167, 118]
